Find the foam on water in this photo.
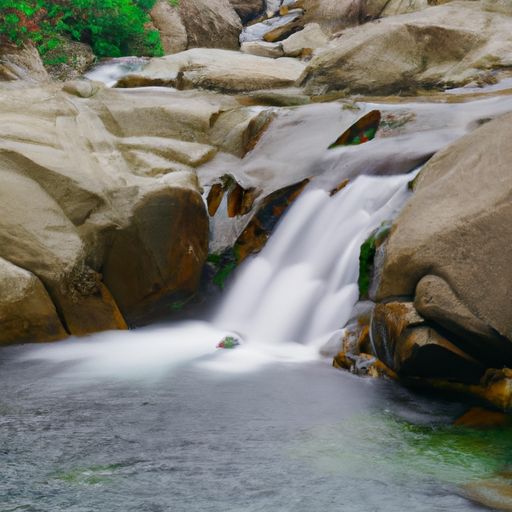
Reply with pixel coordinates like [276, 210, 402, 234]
[19, 173, 412, 379]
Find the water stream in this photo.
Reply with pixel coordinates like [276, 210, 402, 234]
[3, 63, 512, 510]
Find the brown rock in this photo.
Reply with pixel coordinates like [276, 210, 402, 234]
[0, 257, 67, 344]
[102, 187, 208, 322]
[371, 302, 485, 383]
[234, 179, 309, 262]
[263, 17, 305, 42]
[454, 406, 512, 428]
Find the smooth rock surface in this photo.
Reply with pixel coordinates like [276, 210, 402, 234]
[377, 111, 512, 354]
[302, 1, 512, 95]
[281, 23, 328, 57]
[116, 49, 306, 92]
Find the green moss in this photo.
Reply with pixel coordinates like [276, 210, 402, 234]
[52, 463, 125, 485]
[291, 412, 512, 485]
[357, 221, 392, 298]
[207, 250, 237, 290]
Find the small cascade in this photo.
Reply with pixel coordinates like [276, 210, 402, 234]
[215, 173, 413, 346]
[85, 56, 148, 87]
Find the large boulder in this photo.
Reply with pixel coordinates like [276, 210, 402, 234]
[375, 111, 512, 367]
[116, 49, 306, 93]
[150, 0, 188, 54]
[0, 82, 211, 341]
[0, 42, 48, 82]
[301, 1, 512, 95]
[178, 0, 242, 50]
[0, 257, 67, 345]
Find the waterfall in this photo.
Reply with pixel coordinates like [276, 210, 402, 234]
[214, 173, 413, 347]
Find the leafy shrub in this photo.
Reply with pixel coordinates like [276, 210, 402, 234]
[0, 0, 163, 58]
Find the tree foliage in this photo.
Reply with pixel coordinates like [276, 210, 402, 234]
[0, 0, 162, 58]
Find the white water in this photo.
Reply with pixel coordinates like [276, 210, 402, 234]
[215, 174, 412, 347]
[20, 173, 412, 378]
[85, 57, 148, 87]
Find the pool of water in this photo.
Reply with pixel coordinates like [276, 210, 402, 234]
[0, 326, 506, 512]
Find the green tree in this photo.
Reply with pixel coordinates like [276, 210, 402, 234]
[0, 0, 163, 58]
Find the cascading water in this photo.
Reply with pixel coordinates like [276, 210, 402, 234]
[215, 173, 412, 348]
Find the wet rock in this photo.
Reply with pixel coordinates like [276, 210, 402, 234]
[465, 477, 512, 512]
[207, 183, 225, 216]
[240, 12, 303, 44]
[241, 41, 284, 58]
[179, 0, 242, 50]
[230, 0, 266, 23]
[302, 1, 512, 95]
[150, 0, 188, 54]
[234, 178, 310, 262]
[0, 257, 67, 345]
[281, 23, 329, 57]
[454, 406, 512, 428]
[376, 111, 512, 360]
[371, 302, 485, 383]
[328, 110, 380, 148]
[0, 42, 48, 82]
[117, 49, 305, 93]
[263, 15, 305, 42]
